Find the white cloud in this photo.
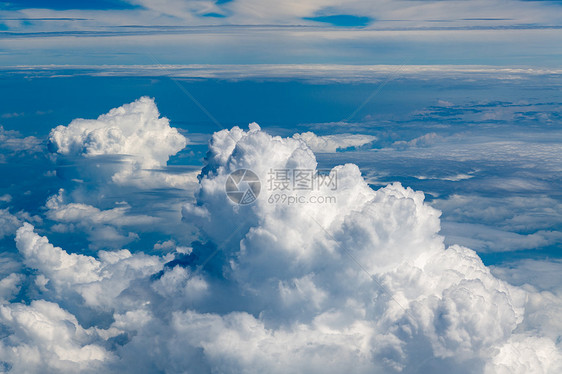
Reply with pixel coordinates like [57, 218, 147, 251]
[48, 96, 191, 188]
[153, 239, 175, 251]
[415, 173, 475, 182]
[1, 104, 561, 372]
[491, 259, 562, 293]
[178, 124, 562, 372]
[126, 0, 221, 20]
[15, 223, 165, 310]
[392, 132, 440, 150]
[40, 99, 202, 253]
[0, 126, 42, 154]
[49, 96, 183, 165]
[434, 195, 562, 232]
[8, 64, 562, 82]
[7, 0, 562, 31]
[46, 189, 156, 227]
[0, 273, 23, 301]
[440, 221, 562, 253]
[293, 131, 375, 152]
[44, 189, 157, 248]
[0, 208, 21, 239]
[2, 0, 562, 68]
[0, 300, 113, 373]
[485, 334, 562, 374]
[431, 194, 562, 252]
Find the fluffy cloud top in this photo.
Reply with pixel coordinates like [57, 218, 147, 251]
[0, 300, 111, 373]
[178, 124, 561, 373]
[0, 100, 560, 373]
[15, 222, 164, 309]
[48, 97, 189, 187]
[49, 96, 185, 165]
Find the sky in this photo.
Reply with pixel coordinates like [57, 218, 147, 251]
[0, 0, 562, 373]
[1, 0, 562, 65]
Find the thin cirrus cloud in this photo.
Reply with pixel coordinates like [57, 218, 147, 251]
[1, 0, 560, 28]
[0, 0, 137, 10]
[0, 0, 561, 65]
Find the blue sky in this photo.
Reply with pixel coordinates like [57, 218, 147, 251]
[0, 1, 561, 373]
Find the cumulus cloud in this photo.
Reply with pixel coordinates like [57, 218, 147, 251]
[15, 223, 165, 310]
[1, 105, 560, 372]
[0, 300, 112, 373]
[48, 96, 191, 188]
[44, 97, 198, 250]
[177, 124, 562, 372]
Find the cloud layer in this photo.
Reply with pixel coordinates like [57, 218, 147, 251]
[0, 99, 560, 373]
[2, 1, 562, 66]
